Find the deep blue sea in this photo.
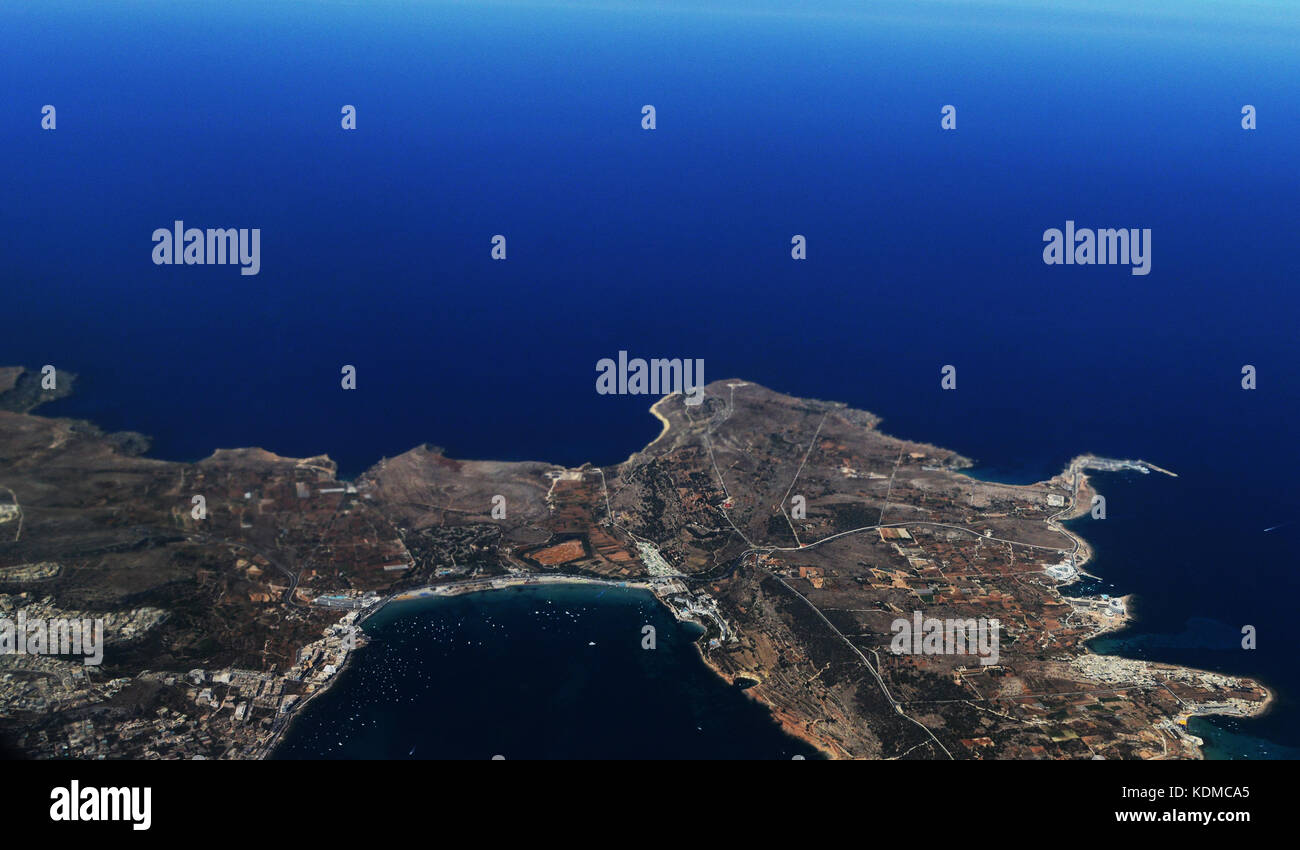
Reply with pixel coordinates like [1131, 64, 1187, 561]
[3, 1, 1297, 757]
[273, 584, 821, 759]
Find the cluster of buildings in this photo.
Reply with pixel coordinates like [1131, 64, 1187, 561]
[0, 602, 365, 759]
[665, 591, 733, 646]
